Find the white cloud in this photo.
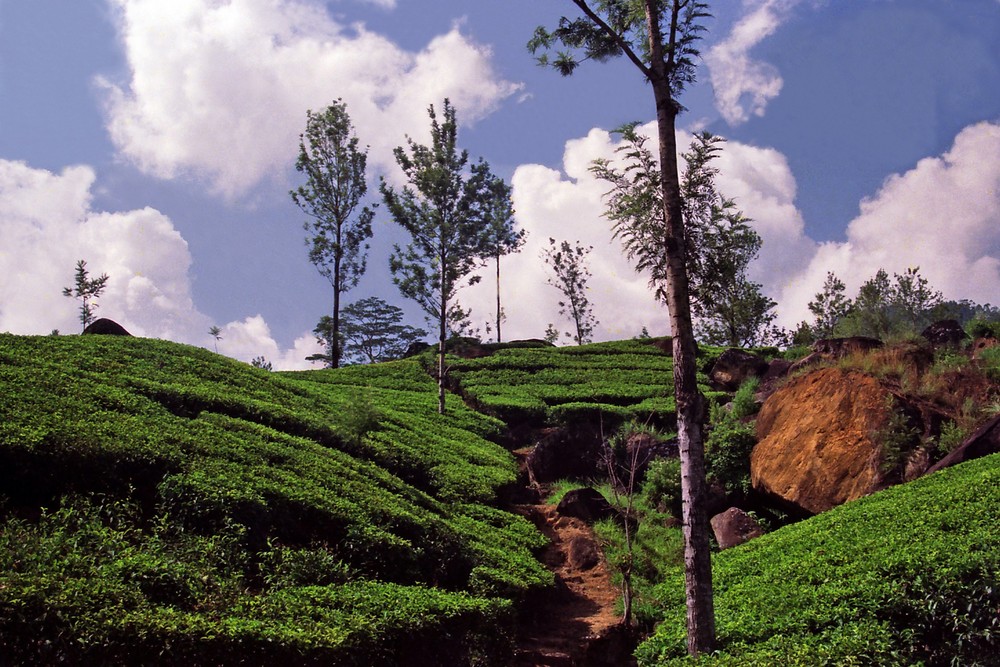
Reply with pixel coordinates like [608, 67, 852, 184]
[778, 121, 1000, 326]
[0, 158, 321, 370]
[98, 0, 521, 198]
[458, 123, 816, 342]
[215, 315, 324, 370]
[706, 0, 801, 126]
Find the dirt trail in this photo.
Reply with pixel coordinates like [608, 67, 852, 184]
[511, 450, 636, 666]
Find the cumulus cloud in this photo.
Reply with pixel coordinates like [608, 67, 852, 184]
[215, 315, 324, 370]
[706, 0, 801, 126]
[457, 123, 815, 342]
[98, 0, 520, 198]
[778, 121, 1000, 326]
[460, 121, 1000, 342]
[0, 158, 322, 369]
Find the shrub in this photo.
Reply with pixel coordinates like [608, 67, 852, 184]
[729, 376, 761, 421]
[705, 420, 757, 495]
[641, 458, 682, 517]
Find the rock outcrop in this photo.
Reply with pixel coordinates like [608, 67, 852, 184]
[751, 367, 894, 515]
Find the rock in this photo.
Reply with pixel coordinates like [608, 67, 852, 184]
[556, 487, 617, 524]
[710, 507, 765, 550]
[526, 427, 603, 485]
[751, 367, 895, 515]
[708, 348, 769, 392]
[567, 536, 601, 570]
[756, 358, 793, 402]
[82, 318, 131, 336]
[921, 319, 967, 348]
[926, 413, 1000, 475]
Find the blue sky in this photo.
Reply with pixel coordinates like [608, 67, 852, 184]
[1, 0, 999, 367]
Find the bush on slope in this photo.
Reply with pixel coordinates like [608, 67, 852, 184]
[0, 334, 549, 665]
[635, 453, 1000, 665]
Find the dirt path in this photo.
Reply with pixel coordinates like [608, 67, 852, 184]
[511, 451, 635, 666]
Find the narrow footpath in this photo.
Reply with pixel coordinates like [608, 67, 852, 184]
[510, 449, 637, 666]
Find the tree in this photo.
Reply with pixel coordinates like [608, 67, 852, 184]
[541, 238, 598, 345]
[63, 259, 109, 332]
[482, 176, 526, 342]
[208, 325, 223, 353]
[309, 297, 428, 366]
[807, 271, 853, 339]
[837, 267, 943, 339]
[380, 99, 498, 414]
[291, 99, 375, 369]
[531, 0, 716, 654]
[250, 356, 273, 371]
[593, 128, 776, 347]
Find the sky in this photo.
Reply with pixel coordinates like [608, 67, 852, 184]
[1, 0, 999, 369]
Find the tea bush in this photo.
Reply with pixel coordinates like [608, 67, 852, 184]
[0, 334, 549, 664]
[635, 453, 1000, 664]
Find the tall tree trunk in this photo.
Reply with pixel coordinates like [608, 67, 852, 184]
[438, 249, 447, 414]
[495, 253, 502, 343]
[332, 254, 342, 369]
[645, 0, 715, 656]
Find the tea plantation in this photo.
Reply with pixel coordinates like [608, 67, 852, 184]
[635, 451, 1000, 665]
[448, 338, 727, 429]
[0, 334, 549, 665]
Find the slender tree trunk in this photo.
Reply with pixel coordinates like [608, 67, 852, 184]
[645, 0, 715, 656]
[438, 248, 447, 414]
[495, 253, 502, 343]
[332, 254, 342, 369]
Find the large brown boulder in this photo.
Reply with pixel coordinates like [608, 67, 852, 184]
[921, 319, 967, 348]
[751, 367, 894, 515]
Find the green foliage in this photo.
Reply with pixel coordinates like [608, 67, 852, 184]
[62, 259, 109, 331]
[528, 0, 709, 98]
[872, 399, 921, 474]
[449, 339, 710, 430]
[381, 99, 508, 411]
[728, 376, 761, 421]
[311, 297, 427, 366]
[936, 419, 967, 455]
[591, 128, 779, 348]
[635, 453, 1000, 665]
[836, 267, 943, 340]
[541, 237, 598, 345]
[641, 457, 683, 516]
[704, 420, 757, 496]
[0, 334, 549, 663]
[978, 345, 1000, 382]
[807, 271, 853, 340]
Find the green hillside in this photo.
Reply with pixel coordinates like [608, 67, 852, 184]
[0, 334, 549, 665]
[448, 338, 727, 429]
[3, 333, 997, 665]
[635, 452, 1000, 665]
